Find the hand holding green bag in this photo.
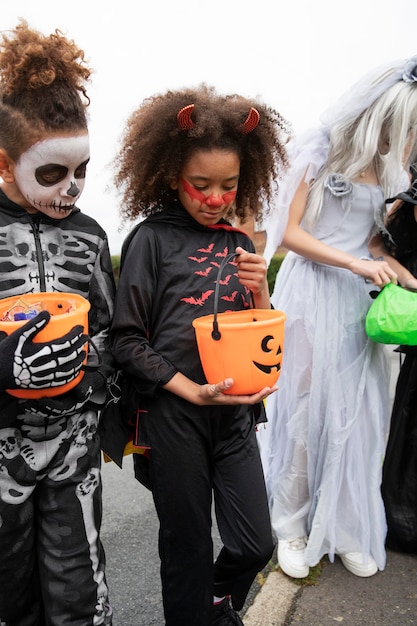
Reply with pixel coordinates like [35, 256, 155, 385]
[366, 282, 417, 345]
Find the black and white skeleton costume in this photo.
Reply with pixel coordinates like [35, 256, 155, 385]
[0, 189, 115, 626]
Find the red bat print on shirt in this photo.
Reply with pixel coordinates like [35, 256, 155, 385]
[195, 267, 213, 276]
[221, 291, 238, 302]
[189, 255, 208, 263]
[219, 274, 231, 285]
[181, 290, 214, 305]
[215, 248, 229, 258]
[198, 243, 215, 253]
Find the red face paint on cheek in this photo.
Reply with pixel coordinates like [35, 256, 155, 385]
[181, 177, 206, 207]
[222, 190, 237, 205]
[181, 178, 237, 208]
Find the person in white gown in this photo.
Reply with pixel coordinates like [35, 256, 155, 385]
[258, 55, 417, 579]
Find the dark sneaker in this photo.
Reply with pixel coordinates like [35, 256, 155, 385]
[213, 597, 244, 625]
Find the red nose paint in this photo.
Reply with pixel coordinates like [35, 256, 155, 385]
[205, 195, 224, 207]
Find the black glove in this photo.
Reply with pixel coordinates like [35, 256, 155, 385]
[21, 369, 106, 417]
[0, 310, 87, 391]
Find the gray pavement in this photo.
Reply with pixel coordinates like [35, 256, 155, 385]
[101, 346, 417, 625]
[244, 546, 417, 626]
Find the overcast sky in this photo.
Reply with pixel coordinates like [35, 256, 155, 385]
[2, 0, 416, 253]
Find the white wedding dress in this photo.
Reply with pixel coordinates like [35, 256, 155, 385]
[258, 178, 391, 570]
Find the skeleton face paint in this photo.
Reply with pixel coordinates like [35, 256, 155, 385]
[13, 135, 90, 219]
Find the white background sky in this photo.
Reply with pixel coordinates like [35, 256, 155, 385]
[2, 0, 416, 253]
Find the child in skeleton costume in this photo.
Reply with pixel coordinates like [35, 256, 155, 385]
[257, 56, 417, 580]
[0, 21, 114, 625]
[110, 85, 291, 625]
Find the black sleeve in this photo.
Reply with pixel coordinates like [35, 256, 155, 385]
[110, 226, 177, 394]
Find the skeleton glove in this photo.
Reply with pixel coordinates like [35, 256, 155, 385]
[0, 310, 87, 391]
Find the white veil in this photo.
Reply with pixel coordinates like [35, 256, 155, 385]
[263, 54, 417, 265]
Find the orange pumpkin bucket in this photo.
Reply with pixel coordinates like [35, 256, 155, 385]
[192, 253, 286, 395]
[0, 292, 90, 399]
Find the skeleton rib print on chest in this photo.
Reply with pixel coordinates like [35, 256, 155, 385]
[0, 222, 99, 296]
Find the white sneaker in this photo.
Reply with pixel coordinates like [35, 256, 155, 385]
[278, 536, 309, 578]
[339, 552, 378, 577]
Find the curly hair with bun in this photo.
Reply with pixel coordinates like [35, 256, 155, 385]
[0, 19, 92, 160]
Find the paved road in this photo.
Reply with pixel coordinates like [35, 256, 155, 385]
[101, 456, 163, 625]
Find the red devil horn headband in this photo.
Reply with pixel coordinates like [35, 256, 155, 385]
[240, 107, 260, 133]
[177, 104, 197, 130]
[176, 104, 261, 133]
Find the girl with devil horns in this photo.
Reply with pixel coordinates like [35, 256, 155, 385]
[109, 84, 291, 625]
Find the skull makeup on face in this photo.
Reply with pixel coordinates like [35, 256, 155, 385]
[13, 135, 90, 218]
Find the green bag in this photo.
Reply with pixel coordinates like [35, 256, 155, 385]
[365, 282, 417, 345]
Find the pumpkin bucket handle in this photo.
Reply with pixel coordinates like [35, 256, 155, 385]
[211, 252, 252, 341]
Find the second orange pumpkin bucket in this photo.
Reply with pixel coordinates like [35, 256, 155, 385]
[192, 253, 286, 395]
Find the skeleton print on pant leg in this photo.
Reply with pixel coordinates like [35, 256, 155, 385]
[76, 468, 113, 624]
[0, 410, 82, 512]
[0, 427, 36, 505]
[0, 410, 112, 625]
[47, 411, 98, 482]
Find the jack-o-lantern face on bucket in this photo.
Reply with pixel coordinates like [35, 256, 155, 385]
[192, 308, 286, 395]
[252, 334, 282, 375]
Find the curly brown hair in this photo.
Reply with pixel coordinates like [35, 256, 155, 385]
[0, 19, 92, 160]
[113, 84, 292, 223]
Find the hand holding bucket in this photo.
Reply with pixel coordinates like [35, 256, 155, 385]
[0, 292, 90, 399]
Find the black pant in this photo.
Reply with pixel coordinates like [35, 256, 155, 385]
[382, 352, 417, 552]
[136, 396, 274, 626]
